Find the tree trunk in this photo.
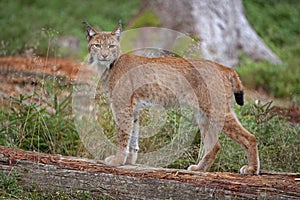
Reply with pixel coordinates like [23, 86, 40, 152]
[128, 0, 282, 66]
[1, 146, 299, 199]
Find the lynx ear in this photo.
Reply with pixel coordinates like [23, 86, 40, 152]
[83, 21, 98, 41]
[111, 20, 122, 41]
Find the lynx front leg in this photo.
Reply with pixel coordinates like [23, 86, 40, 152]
[188, 112, 220, 172]
[223, 112, 260, 175]
[104, 106, 133, 166]
[126, 108, 140, 165]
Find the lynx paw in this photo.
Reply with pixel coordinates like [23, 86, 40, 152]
[240, 165, 259, 175]
[187, 164, 205, 171]
[125, 151, 138, 165]
[104, 155, 126, 166]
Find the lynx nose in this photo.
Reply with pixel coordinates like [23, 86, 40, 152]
[102, 55, 108, 59]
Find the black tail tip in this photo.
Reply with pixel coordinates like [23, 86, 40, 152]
[234, 91, 244, 106]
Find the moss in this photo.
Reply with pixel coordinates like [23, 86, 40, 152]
[130, 9, 162, 28]
[189, 34, 201, 42]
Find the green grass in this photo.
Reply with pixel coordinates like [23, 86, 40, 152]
[0, 78, 85, 157]
[0, 0, 141, 58]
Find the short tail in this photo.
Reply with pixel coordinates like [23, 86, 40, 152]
[234, 91, 244, 106]
[230, 70, 244, 106]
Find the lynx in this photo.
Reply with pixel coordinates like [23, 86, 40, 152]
[83, 21, 260, 175]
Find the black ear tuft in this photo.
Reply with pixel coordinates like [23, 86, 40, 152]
[111, 20, 122, 41]
[234, 91, 244, 106]
[82, 21, 90, 26]
[83, 21, 97, 41]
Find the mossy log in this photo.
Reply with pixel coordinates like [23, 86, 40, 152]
[0, 146, 299, 199]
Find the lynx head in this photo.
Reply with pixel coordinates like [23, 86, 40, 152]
[83, 20, 121, 68]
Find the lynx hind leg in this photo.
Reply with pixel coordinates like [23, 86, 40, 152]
[188, 111, 221, 172]
[223, 112, 260, 175]
[126, 109, 140, 165]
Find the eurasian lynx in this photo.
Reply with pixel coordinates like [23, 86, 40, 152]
[83, 21, 260, 175]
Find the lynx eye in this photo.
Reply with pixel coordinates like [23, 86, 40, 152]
[109, 45, 116, 49]
[93, 44, 102, 48]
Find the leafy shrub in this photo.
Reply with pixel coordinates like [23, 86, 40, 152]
[237, 60, 300, 99]
[239, 0, 300, 101]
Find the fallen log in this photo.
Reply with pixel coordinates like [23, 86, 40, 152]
[0, 146, 299, 199]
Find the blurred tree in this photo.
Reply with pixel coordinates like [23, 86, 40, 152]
[128, 0, 282, 67]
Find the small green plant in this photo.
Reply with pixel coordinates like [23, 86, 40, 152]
[247, 100, 277, 124]
[0, 172, 23, 198]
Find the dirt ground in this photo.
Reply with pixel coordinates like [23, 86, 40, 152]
[0, 56, 299, 123]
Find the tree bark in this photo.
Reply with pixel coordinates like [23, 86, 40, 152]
[0, 146, 299, 199]
[129, 0, 282, 66]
